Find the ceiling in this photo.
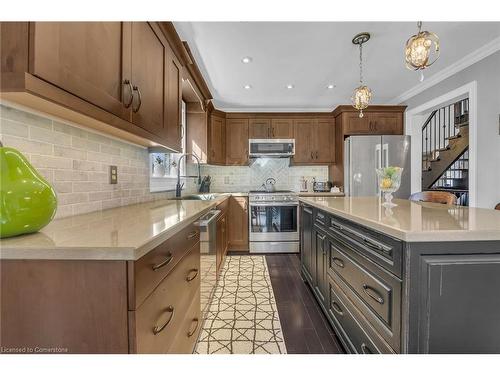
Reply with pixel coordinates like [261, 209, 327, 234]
[174, 22, 500, 111]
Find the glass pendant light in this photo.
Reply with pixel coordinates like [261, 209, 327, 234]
[405, 21, 440, 82]
[351, 32, 372, 118]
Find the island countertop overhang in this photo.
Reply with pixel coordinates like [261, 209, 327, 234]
[299, 196, 500, 242]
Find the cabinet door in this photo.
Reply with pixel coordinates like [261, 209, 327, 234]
[225, 119, 249, 165]
[130, 22, 166, 139]
[249, 119, 270, 139]
[300, 205, 314, 283]
[293, 119, 314, 163]
[228, 197, 249, 250]
[314, 227, 327, 307]
[165, 47, 182, 151]
[271, 119, 293, 139]
[209, 115, 226, 164]
[370, 113, 403, 135]
[343, 113, 371, 134]
[30, 22, 129, 120]
[313, 118, 335, 163]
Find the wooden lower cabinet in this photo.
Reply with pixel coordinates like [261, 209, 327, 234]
[130, 243, 200, 353]
[0, 224, 202, 354]
[228, 196, 249, 251]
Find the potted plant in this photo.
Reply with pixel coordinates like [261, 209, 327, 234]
[152, 155, 166, 177]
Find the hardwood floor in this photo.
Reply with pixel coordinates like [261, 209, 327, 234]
[265, 254, 345, 354]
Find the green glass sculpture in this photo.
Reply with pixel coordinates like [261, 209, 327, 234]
[0, 141, 57, 238]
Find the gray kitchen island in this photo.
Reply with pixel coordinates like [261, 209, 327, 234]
[299, 196, 500, 354]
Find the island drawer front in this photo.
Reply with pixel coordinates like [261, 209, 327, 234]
[132, 223, 200, 309]
[328, 274, 393, 354]
[327, 214, 402, 277]
[168, 288, 201, 354]
[132, 243, 200, 353]
[314, 209, 328, 227]
[328, 239, 401, 351]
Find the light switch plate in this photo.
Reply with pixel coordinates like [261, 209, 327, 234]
[109, 165, 118, 184]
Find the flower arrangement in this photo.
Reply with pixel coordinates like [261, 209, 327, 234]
[376, 166, 403, 207]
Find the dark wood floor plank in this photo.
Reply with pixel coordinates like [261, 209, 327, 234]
[266, 254, 345, 354]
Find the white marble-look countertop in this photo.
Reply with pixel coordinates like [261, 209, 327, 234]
[299, 196, 500, 242]
[0, 197, 228, 261]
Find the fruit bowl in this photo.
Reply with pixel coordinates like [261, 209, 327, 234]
[376, 166, 403, 208]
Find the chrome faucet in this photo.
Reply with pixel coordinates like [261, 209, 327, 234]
[176, 153, 202, 198]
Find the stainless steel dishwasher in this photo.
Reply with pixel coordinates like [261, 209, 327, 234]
[195, 209, 220, 320]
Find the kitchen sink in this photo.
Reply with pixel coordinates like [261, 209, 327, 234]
[170, 194, 219, 201]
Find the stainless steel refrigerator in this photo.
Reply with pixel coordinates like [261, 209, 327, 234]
[344, 135, 411, 198]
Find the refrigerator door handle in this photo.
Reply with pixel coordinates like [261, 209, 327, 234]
[375, 144, 382, 169]
[382, 143, 389, 167]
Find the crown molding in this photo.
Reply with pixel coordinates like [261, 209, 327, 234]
[217, 106, 334, 113]
[390, 36, 500, 104]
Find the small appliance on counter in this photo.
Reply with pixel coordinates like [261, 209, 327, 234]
[313, 180, 333, 192]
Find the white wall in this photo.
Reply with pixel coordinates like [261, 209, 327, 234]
[402, 51, 500, 209]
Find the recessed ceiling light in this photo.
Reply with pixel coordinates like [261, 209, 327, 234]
[286, 84, 294, 89]
[327, 84, 335, 89]
[241, 56, 252, 64]
[244, 84, 252, 90]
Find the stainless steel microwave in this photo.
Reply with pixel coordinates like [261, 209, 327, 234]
[248, 139, 295, 158]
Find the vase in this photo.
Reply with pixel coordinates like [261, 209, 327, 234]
[376, 167, 403, 208]
[152, 164, 166, 177]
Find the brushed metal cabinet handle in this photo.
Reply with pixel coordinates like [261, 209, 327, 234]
[331, 301, 344, 316]
[186, 268, 199, 282]
[132, 85, 142, 113]
[187, 318, 199, 337]
[362, 284, 385, 304]
[187, 231, 198, 239]
[153, 305, 174, 335]
[152, 252, 173, 271]
[332, 257, 345, 268]
[123, 79, 134, 108]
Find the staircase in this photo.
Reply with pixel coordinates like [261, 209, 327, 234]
[421, 99, 470, 205]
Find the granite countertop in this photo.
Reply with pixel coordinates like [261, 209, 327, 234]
[0, 196, 229, 261]
[299, 196, 500, 242]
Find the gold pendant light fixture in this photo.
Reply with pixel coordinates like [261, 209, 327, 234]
[351, 32, 372, 118]
[405, 21, 440, 82]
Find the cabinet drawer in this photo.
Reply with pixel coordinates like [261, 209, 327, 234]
[168, 288, 201, 354]
[328, 240, 401, 351]
[314, 209, 328, 227]
[328, 215, 402, 277]
[132, 243, 200, 353]
[328, 275, 393, 354]
[131, 223, 200, 309]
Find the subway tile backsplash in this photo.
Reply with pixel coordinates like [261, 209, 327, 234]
[199, 158, 329, 192]
[0, 103, 177, 219]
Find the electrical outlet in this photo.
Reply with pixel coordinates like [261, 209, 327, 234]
[109, 165, 118, 184]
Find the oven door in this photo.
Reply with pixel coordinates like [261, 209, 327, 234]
[249, 202, 299, 242]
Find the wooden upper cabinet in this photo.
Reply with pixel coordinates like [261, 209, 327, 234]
[314, 118, 335, 163]
[271, 119, 293, 139]
[293, 118, 335, 164]
[249, 119, 270, 139]
[293, 119, 314, 163]
[29, 22, 129, 120]
[342, 112, 404, 136]
[209, 115, 226, 165]
[226, 119, 249, 165]
[130, 23, 167, 140]
[165, 48, 182, 151]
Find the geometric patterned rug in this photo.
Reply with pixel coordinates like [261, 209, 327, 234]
[195, 256, 287, 354]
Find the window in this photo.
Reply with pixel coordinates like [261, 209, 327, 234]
[149, 101, 187, 192]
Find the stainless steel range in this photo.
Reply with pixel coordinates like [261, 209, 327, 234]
[248, 190, 299, 253]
